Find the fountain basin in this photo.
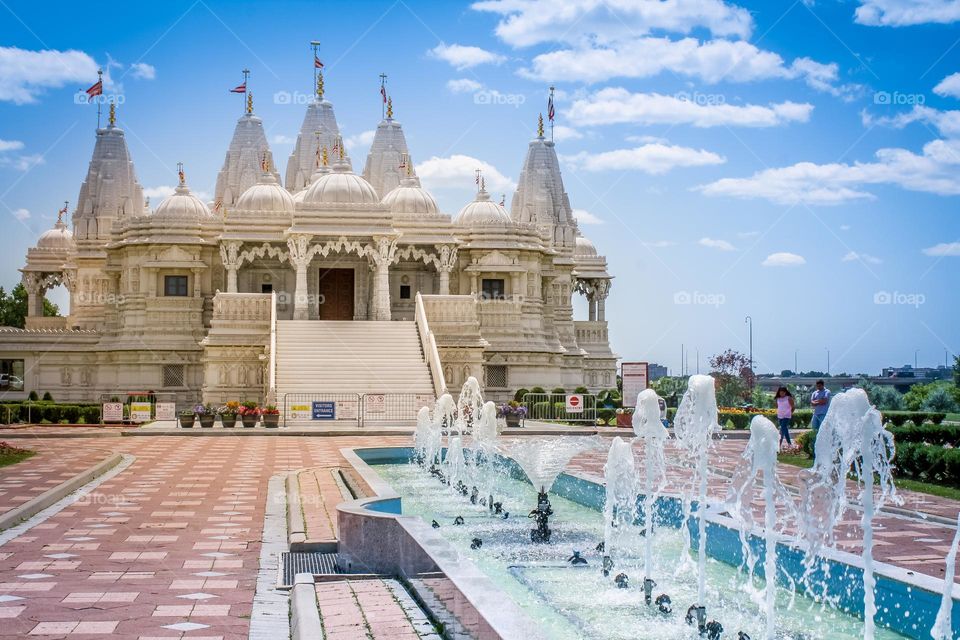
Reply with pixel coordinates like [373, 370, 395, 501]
[337, 446, 959, 640]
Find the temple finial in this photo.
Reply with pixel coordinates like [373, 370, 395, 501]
[261, 151, 269, 173]
[335, 134, 344, 160]
[386, 96, 393, 119]
[57, 201, 68, 224]
[177, 162, 185, 186]
[316, 70, 325, 100]
[246, 92, 253, 114]
[322, 146, 329, 167]
[537, 113, 544, 138]
[108, 101, 116, 127]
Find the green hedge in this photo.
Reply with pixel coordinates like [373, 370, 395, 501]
[894, 442, 960, 488]
[887, 423, 960, 446]
[0, 402, 101, 424]
[883, 411, 947, 426]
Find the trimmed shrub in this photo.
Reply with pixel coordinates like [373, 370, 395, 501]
[574, 386, 589, 394]
[894, 442, 960, 488]
[531, 386, 546, 395]
[531, 401, 551, 420]
[41, 392, 53, 401]
[887, 423, 960, 447]
[27, 391, 38, 401]
[514, 388, 531, 403]
[797, 430, 815, 457]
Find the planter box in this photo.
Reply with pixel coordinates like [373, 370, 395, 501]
[505, 416, 522, 428]
[616, 413, 633, 428]
[241, 415, 259, 428]
[179, 415, 195, 429]
[263, 414, 280, 428]
[199, 415, 215, 428]
[220, 415, 237, 429]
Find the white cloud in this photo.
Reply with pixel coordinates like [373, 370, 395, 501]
[0, 153, 44, 171]
[922, 241, 960, 256]
[12, 208, 30, 221]
[446, 78, 483, 93]
[0, 46, 99, 104]
[344, 130, 376, 151]
[471, 0, 754, 46]
[699, 237, 736, 251]
[0, 139, 24, 152]
[129, 62, 156, 80]
[573, 208, 603, 224]
[567, 88, 813, 128]
[552, 125, 582, 142]
[862, 105, 960, 138]
[737, 230, 760, 238]
[520, 37, 855, 96]
[935, 72, 960, 99]
[762, 252, 806, 267]
[143, 185, 175, 200]
[564, 143, 725, 174]
[840, 224, 852, 231]
[643, 239, 677, 247]
[855, 0, 960, 26]
[416, 154, 516, 193]
[697, 138, 960, 205]
[429, 43, 506, 70]
[272, 134, 296, 144]
[842, 250, 882, 264]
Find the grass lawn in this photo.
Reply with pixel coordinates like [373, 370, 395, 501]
[777, 453, 960, 500]
[946, 413, 960, 423]
[0, 447, 36, 468]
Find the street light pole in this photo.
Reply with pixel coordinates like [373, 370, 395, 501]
[826, 348, 830, 376]
[744, 316, 753, 388]
[915, 349, 919, 369]
[794, 349, 798, 375]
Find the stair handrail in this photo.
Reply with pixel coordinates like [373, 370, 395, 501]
[415, 292, 447, 397]
[267, 289, 277, 403]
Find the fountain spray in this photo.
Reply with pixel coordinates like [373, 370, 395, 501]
[603, 436, 637, 566]
[931, 512, 960, 640]
[674, 375, 720, 611]
[633, 389, 668, 594]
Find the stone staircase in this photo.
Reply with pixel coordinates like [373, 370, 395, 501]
[275, 320, 435, 398]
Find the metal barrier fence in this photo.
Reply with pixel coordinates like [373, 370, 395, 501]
[282, 393, 362, 427]
[98, 392, 183, 424]
[280, 392, 436, 427]
[360, 393, 435, 427]
[521, 393, 599, 425]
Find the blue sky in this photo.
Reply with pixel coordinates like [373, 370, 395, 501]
[1, 0, 958, 376]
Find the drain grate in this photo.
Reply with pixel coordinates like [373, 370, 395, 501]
[280, 552, 343, 586]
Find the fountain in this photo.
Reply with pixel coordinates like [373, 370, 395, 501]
[633, 388, 669, 590]
[796, 388, 899, 639]
[932, 512, 960, 640]
[603, 436, 638, 564]
[455, 376, 483, 435]
[673, 374, 721, 615]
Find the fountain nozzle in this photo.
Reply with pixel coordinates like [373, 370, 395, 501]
[528, 488, 553, 543]
[601, 555, 613, 577]
[614, 573, 629, 589]
[685, 605, 707, 634]
[655, 594, 672, 614]
[642, 577, 656, 605]
[567, 551, 587, 566]
[705, 620, 723, 639]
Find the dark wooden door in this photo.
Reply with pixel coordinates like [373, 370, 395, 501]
[318, 268, 355, 320]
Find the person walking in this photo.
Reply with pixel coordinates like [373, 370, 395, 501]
[775, 386, 795, 448]
[810, 380, 831, 430]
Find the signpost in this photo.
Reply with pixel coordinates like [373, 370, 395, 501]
[312, 401, 336, 420]
[338, 399, 358, 420]
[102, 402, 123, 423]
[155, 402, 176, 421]
[129, 402, 152, 423]
[621, 362, 650, 408]
[566, 394, 584, 414]
[365, 394, 386, 415]
[289, 403, 311, 420]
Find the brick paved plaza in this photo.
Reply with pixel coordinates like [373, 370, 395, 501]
[0, 429, 956, 638]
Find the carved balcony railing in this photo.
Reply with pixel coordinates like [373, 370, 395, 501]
[212, 292, 273, 323]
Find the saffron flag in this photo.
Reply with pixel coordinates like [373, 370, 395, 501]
[380, 84, 387, 104]
[230, 82, 246, 93]
[315, 55, 324, 69]
[547, 95, 555, 122]
[85, 79, 103, 102]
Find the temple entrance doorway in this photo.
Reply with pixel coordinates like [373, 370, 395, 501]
[318, 267, 355, 320]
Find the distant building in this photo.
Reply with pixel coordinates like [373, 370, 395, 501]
[648, 363, 668, 381]
[880, 365, 950, 380]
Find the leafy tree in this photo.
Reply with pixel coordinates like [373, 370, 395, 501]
[903, 381, 938, 411]
[922, 385, 958, 412]
[856, 377, 904, 410]
[0, 283, 60, 328]
[652, 376, 687, 408]
[954, 354, 960, 387]
[709, 349, 753, 407]
[750, 385, 772, 409]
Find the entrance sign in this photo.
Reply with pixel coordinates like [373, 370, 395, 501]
[338, 399, 358, 420]
[621, 362, 650, 408]
[365, 394, 386, 414]
[130, 402, 152, 422]
[289, 403, 311, 420]
[312, 401, 336, 420]
[155, 402, 176, 421]
[414, 394, 433, 410]
[566, 394, 584, 414]
[102, 402, 123, 422]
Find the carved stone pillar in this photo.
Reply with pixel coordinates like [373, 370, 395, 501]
[589, 295, 597, 321]
[368, 236, 397, 321]
[219, 241, 242, 293]
[286, 234, 313, 320]
[23, 274, 42, 317]
[595, 279, 610, 322]
[435, 244, 458, 296]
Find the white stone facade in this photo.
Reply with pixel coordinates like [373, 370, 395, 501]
[0, 73, 617, 405]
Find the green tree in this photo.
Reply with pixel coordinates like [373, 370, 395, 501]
[922, 385, 958, 412]
[0, 283, 60, 328]
[652, 376, 687, 408]
[953, 354, 960, 387]
[709, 349, 753, 407]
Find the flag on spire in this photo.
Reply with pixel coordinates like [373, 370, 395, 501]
[85, 78, 103, 102]
[547, 94, 555, 122]
[380, 84, 387, 104]
[314, 55, 324, 69]
[230, 82, 246, 93]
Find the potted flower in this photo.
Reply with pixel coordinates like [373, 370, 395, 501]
[196, 404, 215, 428]
[239, 401, 260, 428]
[219, 402, 239, 428]
[497, 401, 527, 428]
[615, 407, 634, 428]
[262, 405, 280, 428]
[178, 409, 196, 429]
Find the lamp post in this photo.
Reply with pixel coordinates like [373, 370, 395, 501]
[794, 349, 798, 376]
[826, 348, 830, 376]
[745, 316, 753, 388]
[915, 349, 919, 369]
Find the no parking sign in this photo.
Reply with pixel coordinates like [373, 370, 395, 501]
[566, 394, 584, 414]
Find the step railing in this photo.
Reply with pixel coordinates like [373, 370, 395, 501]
[415, 292, 447, 397]
[268, 290, 277, 403]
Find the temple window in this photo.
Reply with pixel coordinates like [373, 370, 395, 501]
[481, 278, 505, 300]
[163, 275, 188, 297]
[399, 285, 411, 300]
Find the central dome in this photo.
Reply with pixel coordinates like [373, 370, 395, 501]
[37, 220, 74, 251]
[236, 172, 294, 213]
[154, 184, 214, 220]
[302, 161, 379, 206]
[575, 235, 598, 257]
[382, 176, 440, 217]
[455, 188, 511, 225]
